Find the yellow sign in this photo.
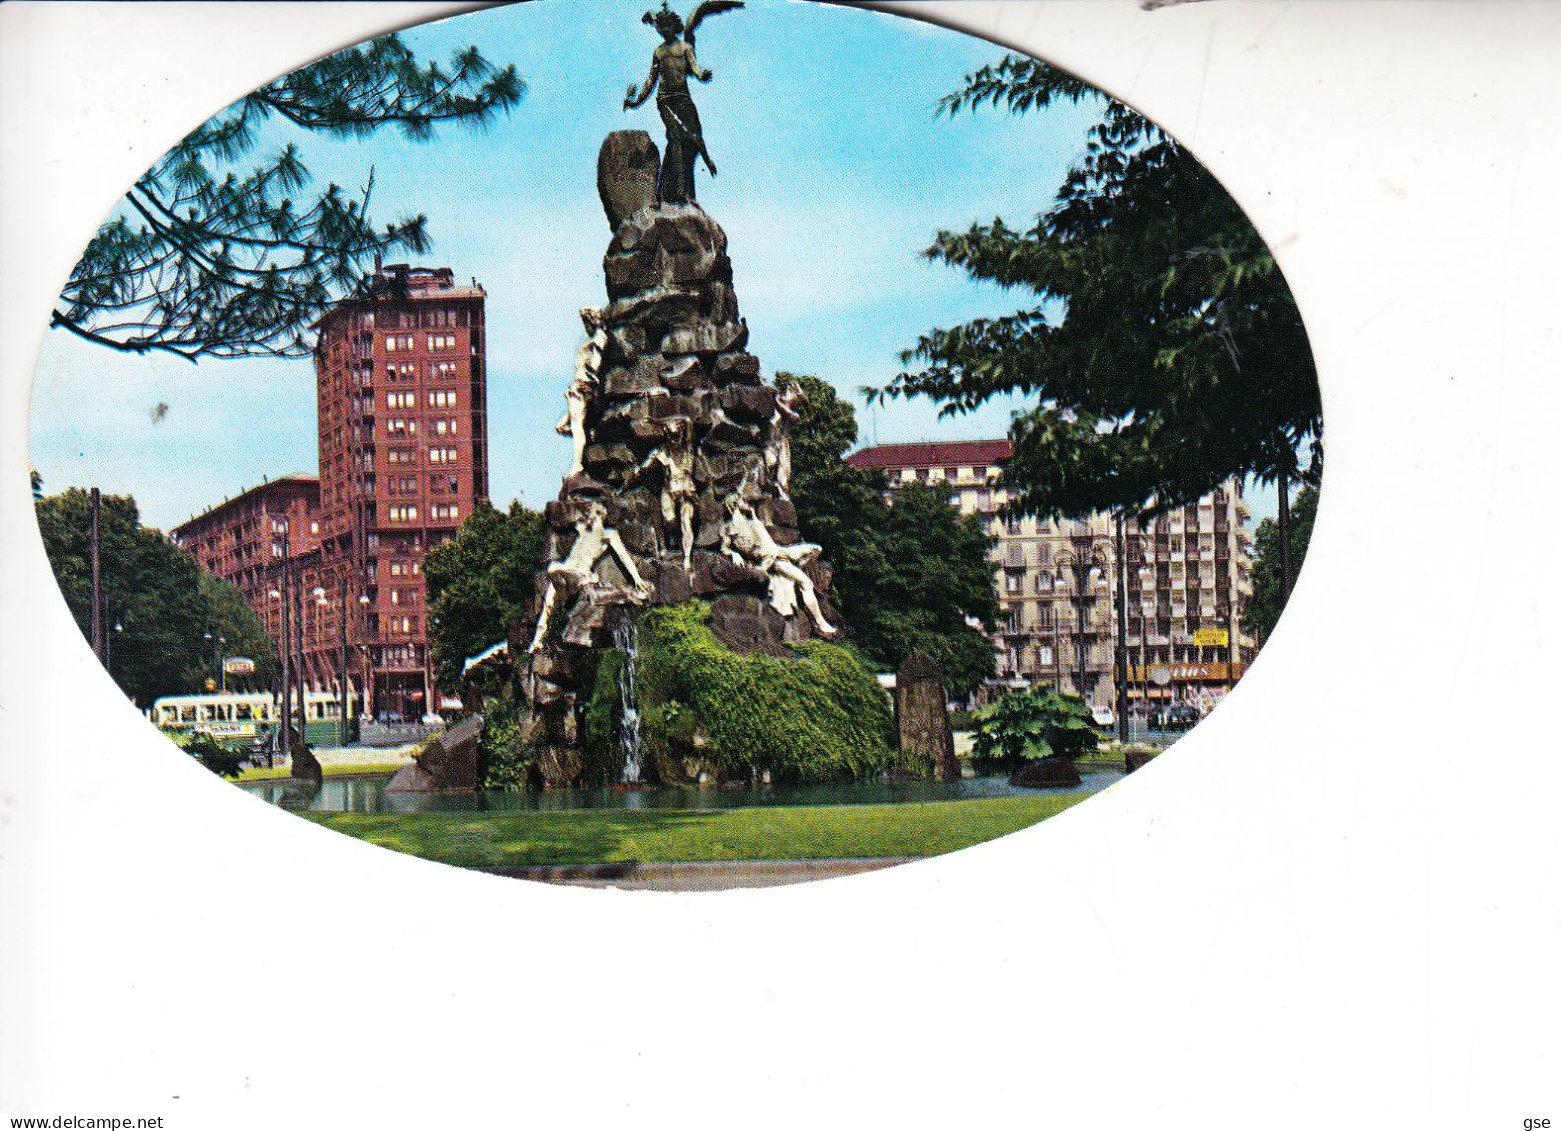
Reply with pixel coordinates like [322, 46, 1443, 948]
[1192, 627, 1229, 648]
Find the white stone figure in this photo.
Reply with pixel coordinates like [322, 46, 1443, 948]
[529, 501, 651, 653]
[765, 380, 805, 499]
[556, 307, 608, 478]
[719, 495, 837, 636]
[624, 416, 698, 573]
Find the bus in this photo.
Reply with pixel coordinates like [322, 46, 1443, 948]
[151, 691, 352, 749]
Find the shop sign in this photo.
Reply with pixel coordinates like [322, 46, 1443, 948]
[1192, 627, 1229, 648]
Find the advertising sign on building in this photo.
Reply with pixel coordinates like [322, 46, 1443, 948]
[1192, 627, 1229, 648]
[223, 656, 256, 676]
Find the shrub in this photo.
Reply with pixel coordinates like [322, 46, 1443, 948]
[970, 686, 1099, 773]
[178, 731, 248, 779]
[586, 601, 895, 785]
[476, 694, 534, 790]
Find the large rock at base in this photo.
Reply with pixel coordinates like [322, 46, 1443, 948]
[1123, 746, 1159, 773]
[709, 594, 792, 657]
[895, 650, 959, 782]
[536, 745, 584, 789]
[1009, 758, 1083, 788]
[597, 130, 660, 233]
[386, 714, 484, 793]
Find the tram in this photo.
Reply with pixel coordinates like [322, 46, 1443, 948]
[151, 691, 349, 748]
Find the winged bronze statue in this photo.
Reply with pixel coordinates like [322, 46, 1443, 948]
[623, 0, 744, 205]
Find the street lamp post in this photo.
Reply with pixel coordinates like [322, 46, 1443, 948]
[106, 619, 123, 677]
[1053, 539, 1110, 707]
[358, 593, 372, 725]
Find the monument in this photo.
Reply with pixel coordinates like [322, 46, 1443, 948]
[506, 2, 894, 788]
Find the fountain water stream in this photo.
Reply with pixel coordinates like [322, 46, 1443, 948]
[613, 614, 643, 784]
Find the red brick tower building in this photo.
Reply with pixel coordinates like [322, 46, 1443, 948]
[312, 265, 489, 721]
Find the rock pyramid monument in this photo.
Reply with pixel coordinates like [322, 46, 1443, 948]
[512, 130, 845, 787]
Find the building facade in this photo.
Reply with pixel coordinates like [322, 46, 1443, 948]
[175, 265, 489, 722]
[311, 264, 489, 721]
[172, 474, 323, 685]
[845, 440, 1257, 712]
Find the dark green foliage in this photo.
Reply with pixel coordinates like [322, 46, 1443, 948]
[581, 649, 627, 787]
[1246, 484, 1319, 643]
[179, 732, 248, 779]
[606, 602, 894, 784]
[34, 487, 276, 706]
[476, 693, 534, 791]
[197, 571, 279, 689]
[971, 685, 1098, 772]
[423, 500, 544, 692]
[55, 34, 524, 361]
[875, 55, 1321, 520]
[783, 373, 998, 696]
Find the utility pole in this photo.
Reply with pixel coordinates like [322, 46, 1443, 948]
[89, 487, 103, 662]
[293, 565, 307, 746]
[1277, 471, 1293, 601]
[1114, 513, 1129, 743]
[278, 531, 293, 765]
[339, 575, 351, 746]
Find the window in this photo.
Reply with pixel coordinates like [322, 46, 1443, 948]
[428, 390, 458, 408]
[431, 474, 459, 494]
[385, 362, 415, 382]
[429, 447, 459, 464]
[387, 419, 415, 436]
[427, 333, 456, 351]
[432, 503, 460, 521]
[387, 447, 414, 464]
[434, 419, 458, 435]
[428, 361, 458, 381]
[386, 334, 415, 352]
[423, 307, 456, 329]
[387, 392, 415, 409]
[388, 505, 419, 522]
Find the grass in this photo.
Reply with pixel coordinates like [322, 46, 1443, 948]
[301, 794, 1092, 868]
[235, 761, 405, 783]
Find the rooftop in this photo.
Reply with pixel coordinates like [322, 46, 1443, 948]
[173, 473, 319, 537]
[845, 439, 1013, 471]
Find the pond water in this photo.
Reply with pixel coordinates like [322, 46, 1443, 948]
[240, 767, 1125, 814]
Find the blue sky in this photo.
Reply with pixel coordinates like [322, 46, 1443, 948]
[28, 0, 1280, 530]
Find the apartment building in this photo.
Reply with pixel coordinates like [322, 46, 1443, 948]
[311, 264, 489, 720]
[845, 440, 1256, 711]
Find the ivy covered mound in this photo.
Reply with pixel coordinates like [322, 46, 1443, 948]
[582, 602, 894, 787]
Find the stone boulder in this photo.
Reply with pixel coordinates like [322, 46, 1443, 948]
[597, 130, 660, 233]
[1123, 746, 1160, 773]
[1009, 758, 1083, 789]
[386, 714, 483, 793]
[895, 650, 959, 782]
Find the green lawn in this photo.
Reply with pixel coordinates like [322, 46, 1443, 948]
[236, 762, 404, 783]
[303, 794, 1091, 868]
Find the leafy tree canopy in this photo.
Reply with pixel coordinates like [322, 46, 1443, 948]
[423, 500, 544, 692]
[54, 34, 524, 361]
[783, 373, 999, 696]
[1246, 483, 1319, 643]
[34, 487, 277, 705]
[873, 55, 1321, 521]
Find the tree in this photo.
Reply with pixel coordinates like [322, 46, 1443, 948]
[33, 487, 276, 705]
[1245, 483, 1319, 643]
[54, 34, 524, 361]
[874, 54, 1321, 523]
[196, 571, 279, 690]
[784, 373, 999, 695]
[423, 500, 544, 692]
